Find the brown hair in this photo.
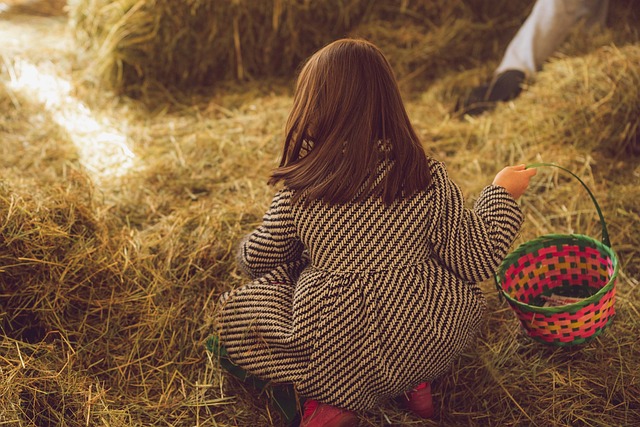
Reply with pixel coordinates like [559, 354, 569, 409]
[269, 38, 431, 205]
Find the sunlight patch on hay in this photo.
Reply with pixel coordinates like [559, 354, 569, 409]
[6, 58, 137, 184]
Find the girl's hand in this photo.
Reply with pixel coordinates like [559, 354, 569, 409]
[492, 164, 537, 199]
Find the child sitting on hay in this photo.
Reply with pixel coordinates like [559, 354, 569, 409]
[212, 38, 536, 426]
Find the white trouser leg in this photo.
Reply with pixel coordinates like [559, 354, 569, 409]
[495, 0, 609, 77]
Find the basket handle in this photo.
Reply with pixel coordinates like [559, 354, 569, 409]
[526, 162, 611, 248]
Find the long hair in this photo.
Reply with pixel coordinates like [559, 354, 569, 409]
[269, 38, 431, 205]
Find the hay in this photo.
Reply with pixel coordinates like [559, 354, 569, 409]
[0, 0, 67, 17]
[67, 0, 534, 102]
[66, 0, 639, 104]
[68, 0, 375, 100]
[0, 73, 80, 183]
[0, 336, 123, 426]
[350, 0, 532, 91]
[1, 1, 640, 426]
[528, 44, 640, 155]
[1, 69, 295, 424]
[0, 152, 229, 425]
[0, 176, 150, 426]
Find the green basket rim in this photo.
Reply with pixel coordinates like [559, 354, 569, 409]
[495, 233, 619, 314]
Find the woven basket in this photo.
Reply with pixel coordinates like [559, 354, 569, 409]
[495, 164, 619, 347]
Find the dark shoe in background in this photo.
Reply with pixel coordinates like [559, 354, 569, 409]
[456, 69, 526, 116]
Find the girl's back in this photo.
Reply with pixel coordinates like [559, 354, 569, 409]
[215, 38, 536, 424]
[221, 155, 524, 410]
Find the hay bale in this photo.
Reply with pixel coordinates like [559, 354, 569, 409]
[0, 0, 67, 17]
[67, 0, 533, 101]
[528, 44, 640, 155]
[430, 43, 640, 160]
[67, 0, 639, 104]
[419, 44, 640, 174]
[351, 0, 532, 89]
[68, 0, 374, 99]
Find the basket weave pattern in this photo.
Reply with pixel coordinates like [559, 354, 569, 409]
[495, 164, 619, 347]
[498, 235, 617, 346]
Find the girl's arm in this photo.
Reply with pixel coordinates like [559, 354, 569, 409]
[429, 163, 526, 283]
[238, 189, 304, 279]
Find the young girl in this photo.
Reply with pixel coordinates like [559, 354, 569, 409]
[216, 38, 536, 426]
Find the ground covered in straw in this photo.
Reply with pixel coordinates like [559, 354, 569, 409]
[0, 1, 639, 426]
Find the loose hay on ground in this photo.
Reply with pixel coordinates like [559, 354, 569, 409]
[1, 2, 639, 426]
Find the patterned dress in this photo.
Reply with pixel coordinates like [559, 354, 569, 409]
[217, 159, 523, 411]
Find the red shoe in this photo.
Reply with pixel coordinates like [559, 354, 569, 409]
[404, 382, 434, 419]
[300, 399, 358, 427]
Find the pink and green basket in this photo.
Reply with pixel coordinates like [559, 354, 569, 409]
[495, 164, 619, 347]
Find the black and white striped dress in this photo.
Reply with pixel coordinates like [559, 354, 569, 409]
[217, 159, 523, 411]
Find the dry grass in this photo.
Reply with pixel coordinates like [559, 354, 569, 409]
[66, 0, 537, 102]
[1, 0, 639, 426]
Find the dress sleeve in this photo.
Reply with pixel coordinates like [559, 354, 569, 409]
[237, 188, 304, 279]
[428, 162, 524, 283]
